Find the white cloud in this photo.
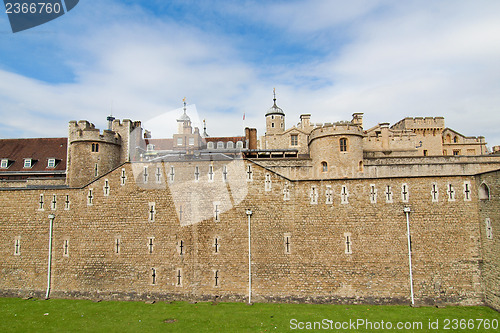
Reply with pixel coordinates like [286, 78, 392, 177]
[0, 0, 499, 148]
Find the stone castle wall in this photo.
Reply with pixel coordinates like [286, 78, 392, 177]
[0, 160, 489, 306]
[478, 169, 500, 311]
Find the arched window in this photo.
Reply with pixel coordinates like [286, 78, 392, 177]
[446, 134, 451, 143]
[236, 141, 244, 149]
[217, 141, 224, 149]
[92, 143, 99, 152]
[227, 141, 234, 149]
[358, 161, 363, 172]
[453, 136, 458, 143]
[321, 161, 328, 172]
[479, 183, 490, 200]
[207, 142, 214, 149]
[339, 138, 348, 152]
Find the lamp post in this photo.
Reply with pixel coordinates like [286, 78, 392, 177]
[246, 209, 253, 304]
[46, 214, 55, 299]
[404, 206, 415, 306]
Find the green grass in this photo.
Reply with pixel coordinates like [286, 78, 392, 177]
[0, 298, 498, 332]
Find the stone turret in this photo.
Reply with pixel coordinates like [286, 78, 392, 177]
[265, 89, 285, 135]
[309, 121, 364, 178]
[66, 119, 141, 187]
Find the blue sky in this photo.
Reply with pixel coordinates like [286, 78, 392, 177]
[1, 0, 499, 147]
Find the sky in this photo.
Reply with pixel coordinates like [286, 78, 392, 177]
[0, 0, 499, 147]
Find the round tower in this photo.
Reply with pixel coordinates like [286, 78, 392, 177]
[67, 120, 122, 187]
[309, 121, 364, 179]
[265, 88, 285, 134]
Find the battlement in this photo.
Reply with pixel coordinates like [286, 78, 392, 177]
[391, 117, 445, 130]
[68, 120, 121, 145]
[309, 121, 363, 142]
[111, 119, 142, 132]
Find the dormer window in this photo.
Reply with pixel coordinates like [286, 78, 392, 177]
[217, 142, 224, 149]
[147, 144, 155, 151]
[24, 158, 32, 168]
[207, 142, 214, 149]
[0, 159, 8, 169]
[47, 158, 56, 168]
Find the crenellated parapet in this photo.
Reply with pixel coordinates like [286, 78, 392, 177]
[391, 117, 445, 130]
[309, 121, 363, 143]
[68, 120, 121, 146]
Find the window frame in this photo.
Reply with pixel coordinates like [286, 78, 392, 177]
[339, 138, 348, 152]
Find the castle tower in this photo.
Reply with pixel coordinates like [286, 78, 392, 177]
[265, 89, 285, 135]
[309, 121, 364, 179]
[66, 119, 142, 187]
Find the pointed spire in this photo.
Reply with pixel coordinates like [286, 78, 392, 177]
[266, 88, 285, 116]
[177, 97, 191, 122]
[202, 119, 209, 138]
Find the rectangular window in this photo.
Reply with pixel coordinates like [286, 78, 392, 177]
[431, 183, 439, 202]
[94, 163, 98, 177]
[194, 166, 200, 181]
[213, 202, 221, 222]
[148, 202, 156, 222]
[64, 195, 70, 210]
[176, 268, 183, 287]
[385, 185, 393, 203]
[51, 195, 57, 210]
[148, 237, 154, 254]
[103, 179, 110, 196]
[63, 239, 69, 257]
[0, 159, 8, 169]
[463, 181, 472, 201]
[189, 137, 195, 146]
[143, 166, 149, 183]
[344, 233, 352, 254]
[290, 135, 298, 146]
[114, 237, 121, 254]
[121, 168, 127, 186]
[370, 184, 377, 204]
[339, 138, 348, 152]
[284, 233, 291, 254]
[310, 186, 318, 204]
[24, 158, 32, 168]
[14, 237, 21, 256]
[39, 194, 44, 210]
[177, 138, 183, 146]
[87, 189, 94, 206]
[151, 268, 157, 285]
[169, 166, 175, 182]
[485, 218, 493, 240]
[47, 158, 56, 168]
[453, 149, 460, 156]
[177, 240, 185, 255]
[214, 270, 219, 287]
[341, 185, 349, 204]
[265, 174, 272, 191]
[401, 184, 409, 203]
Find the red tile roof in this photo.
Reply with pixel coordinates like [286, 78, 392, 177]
[0, 138, 67, 176]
